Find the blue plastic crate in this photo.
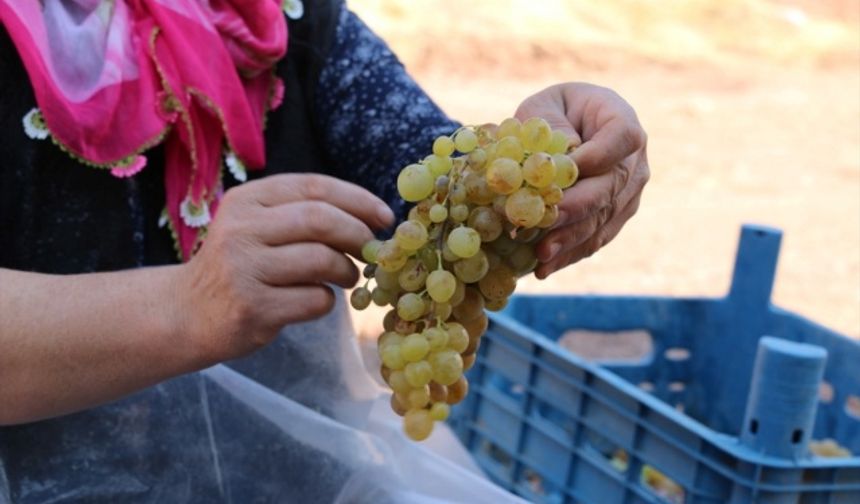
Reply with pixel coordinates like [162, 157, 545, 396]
[448, 224, 860, 503]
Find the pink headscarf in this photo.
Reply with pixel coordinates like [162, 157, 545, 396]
[0, 0, 288, 260]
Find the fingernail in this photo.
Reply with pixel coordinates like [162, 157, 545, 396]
[547, 242, 561, 261]
[377, 205, 394, 225]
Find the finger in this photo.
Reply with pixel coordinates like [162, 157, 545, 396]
[255, 201, 376, 258]
[535, 157, 642, 262]
[535, 192, 642, 279]
[256, 243, 360, 289]
[572, 115, 646, 178]
[263, 284, 337, 328]
[243, 173, 395, 229]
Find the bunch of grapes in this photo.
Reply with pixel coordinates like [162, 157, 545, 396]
[352, 117, 579, 441]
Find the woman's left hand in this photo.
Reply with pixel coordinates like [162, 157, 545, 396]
[515, 82, 650, 279]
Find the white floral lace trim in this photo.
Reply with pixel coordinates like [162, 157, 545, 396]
[282, 0, 304, 20]
[22, 108, 49, 140]
[179, 196, 211, 228]
[225, 150, 247, 182]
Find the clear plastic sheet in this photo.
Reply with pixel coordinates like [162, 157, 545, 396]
[0, 293, 526, 503]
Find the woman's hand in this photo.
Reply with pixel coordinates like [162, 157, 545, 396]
[175, 173, 394, 362]
[514, 82, 650, 279]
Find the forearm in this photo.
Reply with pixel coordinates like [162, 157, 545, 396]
[0, 266, 205, 425]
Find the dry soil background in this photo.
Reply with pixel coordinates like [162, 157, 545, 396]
[346, 0, 860, 340]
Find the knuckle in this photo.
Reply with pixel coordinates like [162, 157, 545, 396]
[299, 174, 330, 201]
[300, 202, 334, 236]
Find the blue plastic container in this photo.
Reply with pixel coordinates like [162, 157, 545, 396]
[448, 225, 860, 503]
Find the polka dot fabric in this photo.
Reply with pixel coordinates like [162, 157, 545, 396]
[315, 6, 461, 221]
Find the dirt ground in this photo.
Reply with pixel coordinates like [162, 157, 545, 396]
[347, 0, 860, 340]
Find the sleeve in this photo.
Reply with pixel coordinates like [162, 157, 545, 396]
[314, 5, 461, 220]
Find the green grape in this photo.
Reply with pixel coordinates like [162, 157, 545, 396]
[492, 195, 507, 216]
[398, 259, 428, 292]
[547, 130, 569, 154]
[388, 370, 412, 394]
[479, 263, 517, 300]
[390, 393, 408, 416]
[520, 117, 552, 152]
[429, 204, 448, 223]
[540, 183, 563, 205]
[454, 128, 478, 153]
[509, 243, 538, 275]
[397, 293, 425, 321]
[426, 269, 457, 303]
[395, 317, 418, 335]
[486, 158, 523, 195]
[452, 287, 485, 322]
[512, 225, 541, 243]
[490, 232, 518, 256]
[415, 247, 436, 271]
[404, 360, 433, 387]
[505, 187, 545, 228]
[434, 175, 450, 198]
[496, 135, 525, 163]
[372, 287, 396, 306]
[449, 182, 467, 204]
[429, 382, 448, 403]
[424, 326, 449, 352]
[484, 249, 501, 270]
[376, 240, 408, 272]
[497, 117, 521, 139]
[449, 280, 466, 306]
[483, 143, 497, 165]
[397, 163, 434, 202]
[428, 349, 463, 386]
[380, 365, 391, 383]
[407, 386, 431, 409]
[378, 331, 404, 351]
[477, 123, 498, 145]
[462, 171, 495, 205]
[450, 204, 469, 223]
[446, 376, 469, 405]
[446, 322, 469, 353]
[401, 333, 430, 362]
[434, 302, 452, 319]
[425, 154, 453, 177]
[395, 220, 428, 251]
[453, 249, 489, 283]
[433, 135, 456, 157]
[375, 266, 400, 290]
[407, 206, 430, 229]
[381, 343, 406, 370]
[362, 239, 382, 263]
[350, 287, 372, 310]
[363, 263, 376, 279]
[552, 153, 579, 189]
[522, 152, 556, 188]
[468, 206, 503, 242]
[462, 311, 488, 339]
[462, 353, 477, 371]
[404, 408, 434, 441]
[485, 296, 509, 312]
[447, 226, 481, 258]
[538, 204, 560, 228]
[429, 402, 451, 421]
[382, 310, 398, 331]
[441, 240, 460, 262]
[467, 147, 487, 170]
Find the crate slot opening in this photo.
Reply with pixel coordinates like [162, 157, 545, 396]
[641, 465, 685, 504]
[749, 419, 759, 435]
[791, 429, 803, 444]
[638, 381, 655, 392]
[559, 329, 653, 364]
[819, 381, 834, 403]
[846, 395, 860, 421]
[582, 429, 629, 476]
[664, 347, 690, 362]
[481, 439, 514, 469]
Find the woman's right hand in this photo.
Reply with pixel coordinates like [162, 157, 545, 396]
[174, 173, 394, 363]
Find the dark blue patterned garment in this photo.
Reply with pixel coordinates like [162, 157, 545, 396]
[315, 6, 460, 221]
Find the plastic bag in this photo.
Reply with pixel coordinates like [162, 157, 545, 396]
[0, 293, 526, 503]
